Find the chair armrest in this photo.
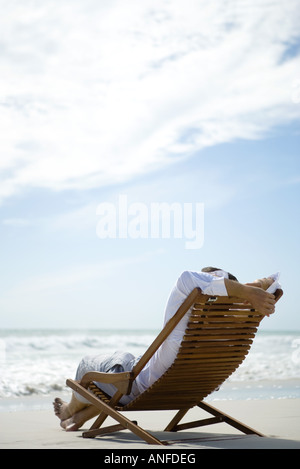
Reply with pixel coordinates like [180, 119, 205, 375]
[80, 371, 134, 395]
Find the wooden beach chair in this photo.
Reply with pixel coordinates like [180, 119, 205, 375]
[67, 287, 283, 445]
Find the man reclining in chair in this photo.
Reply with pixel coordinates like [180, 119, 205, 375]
[53, 267, 279, 431]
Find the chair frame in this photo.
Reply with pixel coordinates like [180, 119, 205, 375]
[67, 287, 283, 445]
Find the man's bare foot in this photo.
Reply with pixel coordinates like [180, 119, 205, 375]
[53, 398, 81, 431]
[53, 397, 71, 421]
[53, 396, 99, 431]
[60, 416, 82, 431]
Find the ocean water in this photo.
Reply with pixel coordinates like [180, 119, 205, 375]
[0, 329, 300, 410]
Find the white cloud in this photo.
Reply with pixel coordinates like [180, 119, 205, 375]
[0, 0, 299, 202]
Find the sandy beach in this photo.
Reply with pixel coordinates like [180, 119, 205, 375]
[1, 394, 300, 450]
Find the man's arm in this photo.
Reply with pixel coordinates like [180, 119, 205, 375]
[245, 277, 274, 290]
[224, 278, 276, 317]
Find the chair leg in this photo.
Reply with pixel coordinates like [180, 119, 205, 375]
[66, 379, 166, 446]
[83, 422, 137, 438]
[165, 407, 220, 432]
[164, 408, 189, 431]
[164, 401, 264, 437]
[83, 423, 127, 438]
[198, 401, 264, 436]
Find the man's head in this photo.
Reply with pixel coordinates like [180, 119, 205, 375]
[201, 266, 238, 282]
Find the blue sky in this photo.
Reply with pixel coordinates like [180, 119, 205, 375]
[0, 0, 299, 330]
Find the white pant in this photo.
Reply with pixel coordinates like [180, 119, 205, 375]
[74, 353, 139, 405]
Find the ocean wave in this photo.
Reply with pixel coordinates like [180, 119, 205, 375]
[0, 329, 156, 398]
[1, 330, 156, 354]
[0, 330, 299, 399]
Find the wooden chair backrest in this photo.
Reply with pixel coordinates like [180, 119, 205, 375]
[123, 288, 283, 411]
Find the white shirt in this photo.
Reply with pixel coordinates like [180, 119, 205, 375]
[134, 270, 228, 396]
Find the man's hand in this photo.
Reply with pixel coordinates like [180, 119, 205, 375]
[243, 286, 276, 317]
[224, 278, 276, 317]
